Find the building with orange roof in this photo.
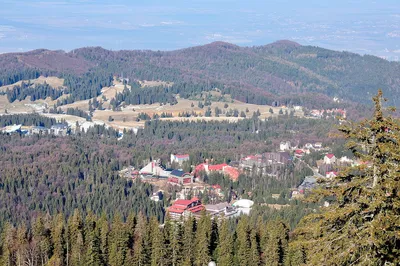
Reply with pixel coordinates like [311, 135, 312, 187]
[194, 163, 240, 181]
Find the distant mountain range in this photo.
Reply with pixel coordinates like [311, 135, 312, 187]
[1, 40, 399, 107]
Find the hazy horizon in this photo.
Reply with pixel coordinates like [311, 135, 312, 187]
[1, 0, 399, 60]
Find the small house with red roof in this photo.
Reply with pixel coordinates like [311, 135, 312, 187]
[170, 153, 190, 165]
[295, 149, 305, 158]
[326, 171, 338, 179]
[167, 197, 204, 220]
[212, 184, 222, 192]
[324, 154, 336, 164]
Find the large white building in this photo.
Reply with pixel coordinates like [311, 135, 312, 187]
[232, 199, 254, 215]
[139, 160, 172, 178]
[280, 141, 291, 151]
[170, 154, 190, 165]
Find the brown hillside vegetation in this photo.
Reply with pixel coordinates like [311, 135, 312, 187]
[1, 41, 400, 107]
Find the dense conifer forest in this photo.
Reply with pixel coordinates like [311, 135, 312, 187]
[1, 210, 297, 266]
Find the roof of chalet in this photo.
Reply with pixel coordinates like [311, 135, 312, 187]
[242, 155, 262, 161]
[205, 202, 230, 212]
[173, 197, 200, 206]
[208, 163, 228, 171]
[173, 154, 190, 159]
[326, 153, 335, 159]
[3, 124, 22, 133]
[168, 197, 203, 214]
[298, 176, 317, 190]
[223, 166, 240, 181]
[326, 171, 338, 175]
[194, 163, 206, 173]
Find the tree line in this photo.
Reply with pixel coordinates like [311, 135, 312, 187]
[6, 82, 64, 103]
[0, 210, 295, 266]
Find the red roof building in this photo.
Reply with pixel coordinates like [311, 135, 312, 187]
[194, 163, 240, 181]
[208, 163, 228, 171]
[326, 171, 338, 178]
[212, 184, 221, 190]
[324, 154, 337, 164]
[295, 149, 304, 158]
[223, 166, 240, 181]
[168, 170, 193, 185]
[167, 197, 204, 220]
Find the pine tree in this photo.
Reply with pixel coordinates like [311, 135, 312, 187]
[250, 229, 260, 266]
[84, 212, 102, 266]
[15, 225, 28, 266]
[182, 216, 196, 266]
[150, 217, 164, 266]
[284, 243, 306, 266]
[98, 214, 110, 265]
[291, 90, 400, 265]
[263, 221, 289, 266]
[209, 217, 219, 261]
[32, 216, 52, 266]
[264, 234, 279, 266]
[49, 213, 66, 266]
[67, 209, 85, 266]
[217, 218, 233, 266]
[194, 212, 211, 266]
[133, 213, 150, 265]
[108, 213, 129, 266]
[0, 223, 15, 266]
[236, 216, 251, 265]
[170, 217, 184, 266]
[162, 214, 173, 265]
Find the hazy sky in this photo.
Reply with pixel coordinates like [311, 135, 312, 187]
[1, 0, 400, 59]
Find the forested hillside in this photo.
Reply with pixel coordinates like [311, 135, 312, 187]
[1, 41, 400, 108]
[0, 114, 336, 230]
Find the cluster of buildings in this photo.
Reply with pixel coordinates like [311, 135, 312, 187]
[0, 119, 123, 137]
[134, 153, 254, 220]
[291, 151, 361, 198]
[239, 152, 292, 176]
[138, 154, 241, 185]
[308, 108, 347, 119]
[1, 123, 70, 136]
[280, 141, 324, 156]
[167, 197, 254, 220]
